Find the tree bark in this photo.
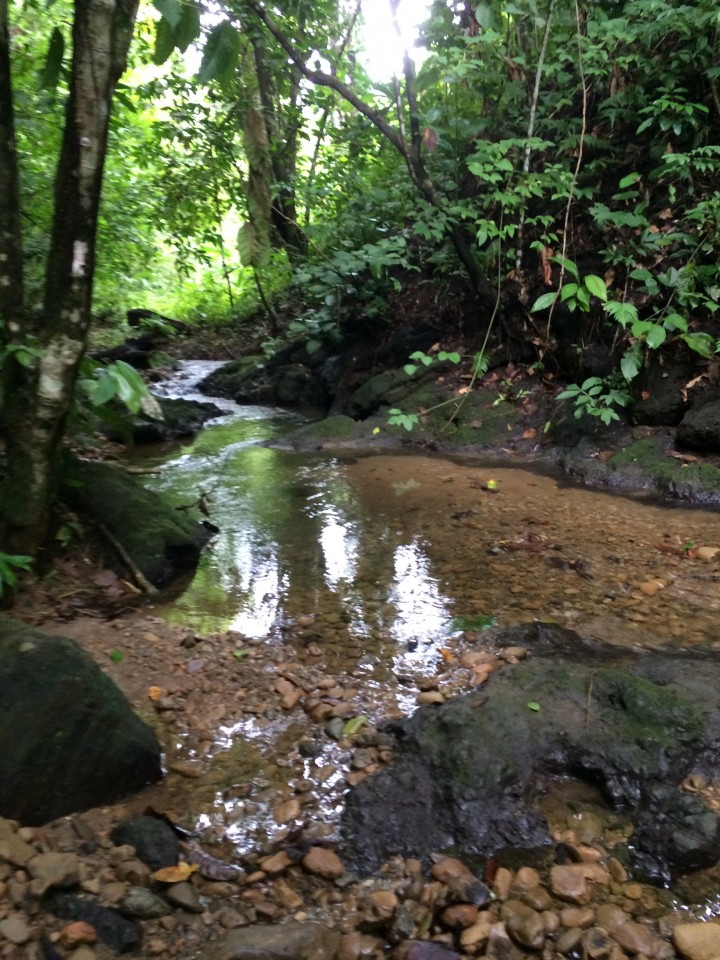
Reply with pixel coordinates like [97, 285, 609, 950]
[1, 0, 139, 555]
[0, 0, 24, 336]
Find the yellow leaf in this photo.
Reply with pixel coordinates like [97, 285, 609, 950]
[148, 686, 163, 701]
[152, 862, 198, 883]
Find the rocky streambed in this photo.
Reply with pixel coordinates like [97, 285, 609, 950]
[6, 367, 720, 958]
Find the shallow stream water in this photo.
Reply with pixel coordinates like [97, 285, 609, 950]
[139, 361, 720, 911]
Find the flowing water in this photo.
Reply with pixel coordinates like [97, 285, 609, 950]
[137, 361, 720, 909]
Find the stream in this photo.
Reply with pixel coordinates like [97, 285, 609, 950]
[137, 361, 720, 909]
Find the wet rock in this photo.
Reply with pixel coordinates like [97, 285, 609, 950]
[61, 457, 212, 588]
[44, 892, 143, 953]
[28, 852, 80, 896]
[341, 623, 720, 881]
[0, 913, 31, 945]
[550, 864, 610, 904]
[199, 920, 341, 959]
[0, 818, 35, 866]
[397, 942, 462, 960]
[673, 921, 720, 960]
[613, 919, 659, 956]
[164, 880, 204, 913]
[337, 930, 384, 960]
[301, 846, 345, 880]
[125, 397, 223, 444]
[556, 927, 583, 955]
[58, 921, 97, 948]
[678, 400, 720, 453]
[110, 816, 179, 871]
[583, 927, 616, 959]
[120, 885, 172, 919]
[501, 899, 545, 950]
[0, 617, 162, 825]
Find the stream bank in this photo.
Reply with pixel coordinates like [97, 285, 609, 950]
[5, 363, 720, 959]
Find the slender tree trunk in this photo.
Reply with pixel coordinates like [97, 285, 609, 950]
[248, 26, 307, 259]
[0, 0, 24, 337]
[1, 0, 138, 556]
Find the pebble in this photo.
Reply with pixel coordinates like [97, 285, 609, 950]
[550, 863, 610, 904]
[0, 913, 31, 945]
[301, 847, 345, 880]
[27, 851, 80, 895]
[120, 885, 172, 918]
[673, 921, 720, 960]
[164, 881, 204, 913]
[0, 819, 34, 867]
[501, 899, 545, 950]
[58, 921, 97, 947]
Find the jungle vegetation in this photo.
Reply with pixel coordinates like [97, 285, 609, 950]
[0, 0, 719, 558]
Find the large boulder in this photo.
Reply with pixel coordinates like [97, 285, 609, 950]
[341, 623, 720, 884]
[677, 399, 720, 453]
[0, 616, 162, 824]
[102, 397, 223, 445]
[61, 457, 212, 587]
[200, 355, 329, 409]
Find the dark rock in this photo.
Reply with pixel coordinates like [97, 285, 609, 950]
[630, 352, 697, 426]
[110, 816, 179, 871]
[199, 355, 329, 409]
[44, 892, 142, 952]
[61, 456, 211, 587]
[400, 943, 462, 960]
[0, 617, 162, 825]
[677, 399, 720, 453]
[106, 397, 223, 445]
[341, 623, 720, 883]
[200, 921, 341, 959]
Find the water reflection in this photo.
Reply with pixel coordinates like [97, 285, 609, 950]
[147, 416, 457, 657]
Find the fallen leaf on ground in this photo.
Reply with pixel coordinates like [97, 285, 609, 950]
[152, 862, 197, 883]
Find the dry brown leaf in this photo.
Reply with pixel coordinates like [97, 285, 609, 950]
[152, 862, 198, 883]
[148, 686, 163, 701]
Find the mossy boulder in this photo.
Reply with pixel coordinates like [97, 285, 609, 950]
[62, 457, 211, 587]
[200, 355, 329, 408]
[342, 623, 720, 883]
[0, 616, 162, 824]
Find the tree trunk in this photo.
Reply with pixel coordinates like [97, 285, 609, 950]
[0, 0, 139, 556]
[0, 0, 24, 337]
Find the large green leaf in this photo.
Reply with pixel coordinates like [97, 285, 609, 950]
[39, 28, 64, 90]
[198, 21, 240, 85]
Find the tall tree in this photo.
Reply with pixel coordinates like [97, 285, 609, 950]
[0, 0, 139, 555]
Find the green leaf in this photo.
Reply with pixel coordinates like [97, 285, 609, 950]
[153, 0, 183, 30]
[39, 28, 64, 90]
[620, 345, 642, 381]
[663, 314, 688, 332]
[404, 364, 418, 376]
[110, 649, 124, 664]
[153, 16, 175, 65]
[343, 716, 368, 737]
[88, 374, 118, 407]
[527, 701, 541, 712]
[560, 283, 579, 302]
[198, 21, 240, 85]
[531, 292, 558, 312]
[618, 172, 640, 189]
[175, 1, 201, 52]
[583, 275, 608, 301]
[233, 649, 249, 659]
[604, 301, 639, 328]
[681, 332, 714, 359]
[644, 324, 667, 350]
